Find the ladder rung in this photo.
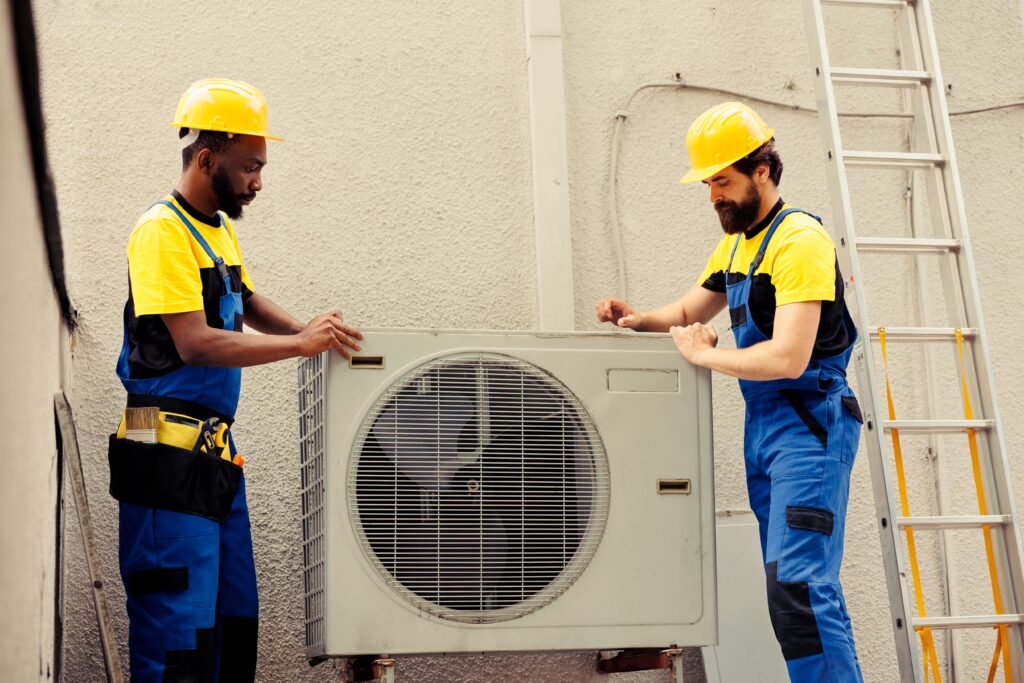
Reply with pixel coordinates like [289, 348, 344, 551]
[843, 151, 945, 168]
[821, 0, 909, 7]
[856, 237, 961, 253]
[830, 67, 930, 87]
[896, 515, 1010, 530]
[882, 419, 994, 433]
[913, 614, 1024, 630]
[868, 327, 977, 342]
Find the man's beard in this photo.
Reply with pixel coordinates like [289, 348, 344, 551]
[715, 182, 761, 235]
[212, 166, 255, 220]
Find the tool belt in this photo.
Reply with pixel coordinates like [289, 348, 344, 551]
[108, 395, 242, 522]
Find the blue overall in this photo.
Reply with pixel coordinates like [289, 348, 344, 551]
[116, 201, 258, 682]
[727, 208, 864, 682]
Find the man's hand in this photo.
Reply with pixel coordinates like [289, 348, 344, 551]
[595, 298, 645, 329]
[296, 311, 364, 359]
[669, 323, 719, 366]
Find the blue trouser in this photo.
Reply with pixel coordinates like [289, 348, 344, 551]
[119, 472, 258, 682]
[745, 386, 863, 682]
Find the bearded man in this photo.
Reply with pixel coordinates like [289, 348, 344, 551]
[596, 102, 864, 682]
[111, 79, 362, 682]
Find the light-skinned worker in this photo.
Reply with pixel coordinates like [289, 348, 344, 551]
[110, 78, 363, 682]
[596, 102, 864, 682]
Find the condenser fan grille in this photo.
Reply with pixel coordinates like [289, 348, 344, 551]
[349, 353, 609, 623]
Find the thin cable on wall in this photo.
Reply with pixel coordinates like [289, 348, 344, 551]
[608, 80, 1024, 301]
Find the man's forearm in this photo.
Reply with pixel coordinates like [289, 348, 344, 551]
[180, 327, 305, 368]
[694, 340, 806, 381]
[635, 300, 688, 332]
[244, 293, 304, 335]
[636, 287, 725, 332]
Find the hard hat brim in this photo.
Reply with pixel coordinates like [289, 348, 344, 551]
[170, 123, 284, 142]
[679, 159, 734, 185]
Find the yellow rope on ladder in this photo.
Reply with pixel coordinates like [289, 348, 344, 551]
[955, 329, 1012, 683]
[989, 637, 1004, 683]
[879, 328, 942, 681]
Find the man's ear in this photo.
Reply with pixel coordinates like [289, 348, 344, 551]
[756, 163, 771, 186]
[196, 148, 215, 175]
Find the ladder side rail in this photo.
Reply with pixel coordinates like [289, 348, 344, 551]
[914, 0, 1024, 638]
[804, 2, 921, 680]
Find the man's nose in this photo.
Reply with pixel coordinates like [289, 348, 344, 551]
[250, 173, 262, 193]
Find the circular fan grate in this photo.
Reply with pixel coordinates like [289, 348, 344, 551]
[349, 352, 610, 624]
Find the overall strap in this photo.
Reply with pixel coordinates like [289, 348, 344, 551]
[725, 231, 744, 274]
[156, 200, 230, 280]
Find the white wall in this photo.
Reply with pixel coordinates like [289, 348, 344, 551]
[34, 1, 1024, 681]
[0, 1, 65, 680]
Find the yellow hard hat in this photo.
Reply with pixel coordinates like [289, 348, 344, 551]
[170, 78, 283, 141]
[679, 102, 773, 184]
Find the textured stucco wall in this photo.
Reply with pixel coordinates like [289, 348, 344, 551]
[33, 1, 1024, 681]
[1, 1, 64, 680]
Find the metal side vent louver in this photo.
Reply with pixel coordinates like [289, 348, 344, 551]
[298, 354, 327, 654]
[349, 352, 610, 624]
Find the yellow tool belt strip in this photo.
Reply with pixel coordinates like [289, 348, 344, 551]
[116, 409, 234, 462]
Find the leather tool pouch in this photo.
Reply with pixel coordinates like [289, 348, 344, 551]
[108, 435, 242, 522]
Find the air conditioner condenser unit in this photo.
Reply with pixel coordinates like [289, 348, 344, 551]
[297, 329, 715, 660]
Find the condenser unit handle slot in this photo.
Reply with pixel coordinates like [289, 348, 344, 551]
[349, 355, 385, 369]
[607, 368, 679, 393]
[657, 479, 691, 495]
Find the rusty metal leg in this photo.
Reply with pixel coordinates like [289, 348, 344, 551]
[349, 655, 396, 683]
[664, 647, 684, 683]
[373, 656, 396, 683]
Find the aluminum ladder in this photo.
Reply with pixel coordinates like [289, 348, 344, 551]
[803, 0, 1024, 680]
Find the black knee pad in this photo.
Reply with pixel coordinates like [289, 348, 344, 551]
[765, 561, 824, 661]
[126, 567, 189, 595]
[162, 627, 214, 683]
[218, 615, 258, 682]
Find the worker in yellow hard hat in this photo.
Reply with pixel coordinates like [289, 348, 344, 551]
[110, 78, 364, 682]
[596, 101, 864, 682]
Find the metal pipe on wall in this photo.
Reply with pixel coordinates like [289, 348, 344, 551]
[524, 0, 575, 331]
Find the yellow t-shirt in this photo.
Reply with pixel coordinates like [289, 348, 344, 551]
[128, 195, 254, 316]
[122, 192, 255, 379]
[698, 201, 851, 358]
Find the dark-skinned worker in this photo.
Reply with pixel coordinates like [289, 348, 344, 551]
[596, 102, 864, 682]
[108, 78, 363, 682]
